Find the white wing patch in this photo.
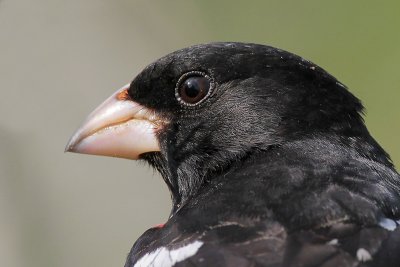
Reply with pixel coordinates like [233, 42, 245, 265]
[326, 238, 339, 246]
[357, 248, 372, 262]
[134, 240, 203, 267]
[378, 217, 398, 231]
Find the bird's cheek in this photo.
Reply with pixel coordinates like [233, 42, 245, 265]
[65, 84, 165, 160]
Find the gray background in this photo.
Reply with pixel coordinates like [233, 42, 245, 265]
[1, 1, 399, 267]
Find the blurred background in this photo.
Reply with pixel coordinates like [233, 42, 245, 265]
[1, 1, 399, 266]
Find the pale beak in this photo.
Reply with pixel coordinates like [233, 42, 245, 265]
[65, 84, 162, 160]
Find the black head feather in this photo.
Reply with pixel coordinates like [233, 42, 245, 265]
[128, 42, 393, 210]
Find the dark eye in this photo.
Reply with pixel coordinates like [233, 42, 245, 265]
[175, 72, 213, 106]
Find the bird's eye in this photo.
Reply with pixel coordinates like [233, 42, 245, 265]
[175, 72, 213, 106]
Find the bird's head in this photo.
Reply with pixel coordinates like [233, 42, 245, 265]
[66, 42, 379, 209]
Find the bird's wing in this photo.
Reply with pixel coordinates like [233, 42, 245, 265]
[283, 223, 400, 267]
[129, 220, 287, 267]
[175, 221, 286, 267]
[172, 222, 400, 267]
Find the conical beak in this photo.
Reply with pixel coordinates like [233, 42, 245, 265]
[65, 84, 162, 160]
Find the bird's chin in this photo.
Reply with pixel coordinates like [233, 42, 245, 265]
[65, 84, 164, 160]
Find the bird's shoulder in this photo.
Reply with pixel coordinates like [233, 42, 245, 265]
[126, 217, 400, 267]
[126, 218, 286, 267]
[126, 138, 400, 267]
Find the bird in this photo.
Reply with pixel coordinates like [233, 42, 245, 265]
[65, 42, 400, 267]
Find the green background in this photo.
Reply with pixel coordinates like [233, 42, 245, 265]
[1, 1, 399, 267]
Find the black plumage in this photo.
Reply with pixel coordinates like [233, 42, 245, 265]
[70, 42, 400, 267]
